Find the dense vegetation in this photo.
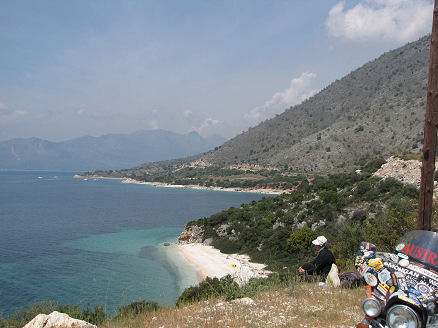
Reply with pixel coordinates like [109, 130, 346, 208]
[93, 165, 308, 191]
[185, 159, 421, 271]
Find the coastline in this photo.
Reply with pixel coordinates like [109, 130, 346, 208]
[74, 175, 284, 195]
[177, 243, 271, 286]
[120, 177, 284, 195]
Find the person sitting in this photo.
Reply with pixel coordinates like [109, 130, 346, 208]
[298, 235, 336, 278]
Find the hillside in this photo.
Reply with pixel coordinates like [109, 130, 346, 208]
[178, 158, 420, 271]
[0, 130, 225, 171]
[198, 35, 429, 172]
[102, 283, 364, 328]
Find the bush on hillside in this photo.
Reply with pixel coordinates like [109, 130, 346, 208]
[176, 275, 240, 306]
[116, 301, 160, 319]
[287, 227, 316, 253]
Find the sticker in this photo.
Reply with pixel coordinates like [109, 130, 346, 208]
[397, 277, 409, 291]
[399, 243, 438, 267]
[386, 278, 393, 287]
[399, 295, 421, 308]
[390, 291, 407, 300]
[364, 273, 378, 286]
[406, 277, 418, 288]
[390, 254, 399, 263]
[394, 271, 405, 278]
[409, 288, 421, 296]
[391, 273, 398, 286]
[389, 286, 396, 295]
[365, 285, 372, 298]
[399, 259, 410, 267]
[428, 278, 438, 288]
[372, 290, 386, 302]
[398, 253, 409, 260]
[358, 263, 369, 275]
[408, 263, 438, 281]
[415, 283, 431, 294]
[418, 293, 436, 302]
[355, 256, 364, 267]
[377, 284, 388, 296]
[378, 269, 391, 284]
[396, 243, 406, 252]
[369, 258, 384, 270]
[408, 294, 421, 306]
[385, 262, 420, 279]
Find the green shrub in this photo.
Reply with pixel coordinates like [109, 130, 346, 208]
[287, 227, 316, 253]
[116, 301, 160, 319]
[176, 275, 240, 306]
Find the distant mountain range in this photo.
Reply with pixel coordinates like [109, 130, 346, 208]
[0, 130, 226, 171]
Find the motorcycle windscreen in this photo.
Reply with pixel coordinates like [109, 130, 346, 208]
[395, 230, 438, 269]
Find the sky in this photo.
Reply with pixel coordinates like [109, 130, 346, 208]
[0, 0, 434, 142]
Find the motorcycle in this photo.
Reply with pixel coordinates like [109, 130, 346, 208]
[355, 230, 438, 328]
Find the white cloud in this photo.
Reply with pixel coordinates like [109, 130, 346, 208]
[191, 118, 221, 136]
[244, 72, 319, 125]
[183, 109, 193, 118]
[0, 107, 26, 123]
[326, 0, 433, 43]
[12, 110, 25, 117]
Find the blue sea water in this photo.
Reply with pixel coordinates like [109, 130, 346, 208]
[0, 171, 266, 316]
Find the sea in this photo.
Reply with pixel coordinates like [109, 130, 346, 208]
[0, 171, 267, 316]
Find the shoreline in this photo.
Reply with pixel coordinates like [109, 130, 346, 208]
[177, 243, 271, 286]
[74, 175, 285, 195]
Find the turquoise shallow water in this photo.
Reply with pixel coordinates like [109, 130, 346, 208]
[0, 171, 266, 316]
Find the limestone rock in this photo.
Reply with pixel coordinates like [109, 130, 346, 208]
[231, 297, 256, 306]
[178, 225, 204, 244]
[373, 156, 421, 186]
[215, 224, 230, 237]
[23, 311, 96, 328]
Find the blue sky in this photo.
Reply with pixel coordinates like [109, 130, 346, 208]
[0, 0, 433, 141]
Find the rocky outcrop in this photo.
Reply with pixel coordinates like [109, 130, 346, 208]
[373, 156, 421, 186]
[23, 311, 96, 328]
[178, 225, 204, 244]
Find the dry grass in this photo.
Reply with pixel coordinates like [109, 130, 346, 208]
[103, 283, 365, 328]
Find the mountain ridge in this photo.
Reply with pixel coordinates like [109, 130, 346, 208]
[197, 35, 429, 172]
[0, 130, 225, 171]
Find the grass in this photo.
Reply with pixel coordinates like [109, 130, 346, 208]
[102, 282, 365, 328]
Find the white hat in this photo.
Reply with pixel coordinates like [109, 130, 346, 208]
[312, 236, 327, 247]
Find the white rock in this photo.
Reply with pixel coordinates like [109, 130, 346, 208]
[231, 297, 256, 306]
[23, 311, 96, 328]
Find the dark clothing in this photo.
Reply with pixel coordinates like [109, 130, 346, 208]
[305, 247, 336, 276]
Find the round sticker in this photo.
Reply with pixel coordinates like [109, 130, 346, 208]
[399, 259, 410, 267]
[390, 254, 399, 263]
[395, 243, 405, 252]
[364, 273, 378, 287]
[415, 283, 431, 294]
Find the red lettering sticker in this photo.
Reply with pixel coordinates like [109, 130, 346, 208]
[401, 243, 438, 266]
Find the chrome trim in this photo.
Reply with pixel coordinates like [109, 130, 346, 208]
[386, 304, 421, 328]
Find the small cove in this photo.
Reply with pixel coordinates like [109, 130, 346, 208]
[0, 171, 266, 316]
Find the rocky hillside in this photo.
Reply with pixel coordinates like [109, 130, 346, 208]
[198, 35, 429, 172]
[176, 157, 420, 270]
